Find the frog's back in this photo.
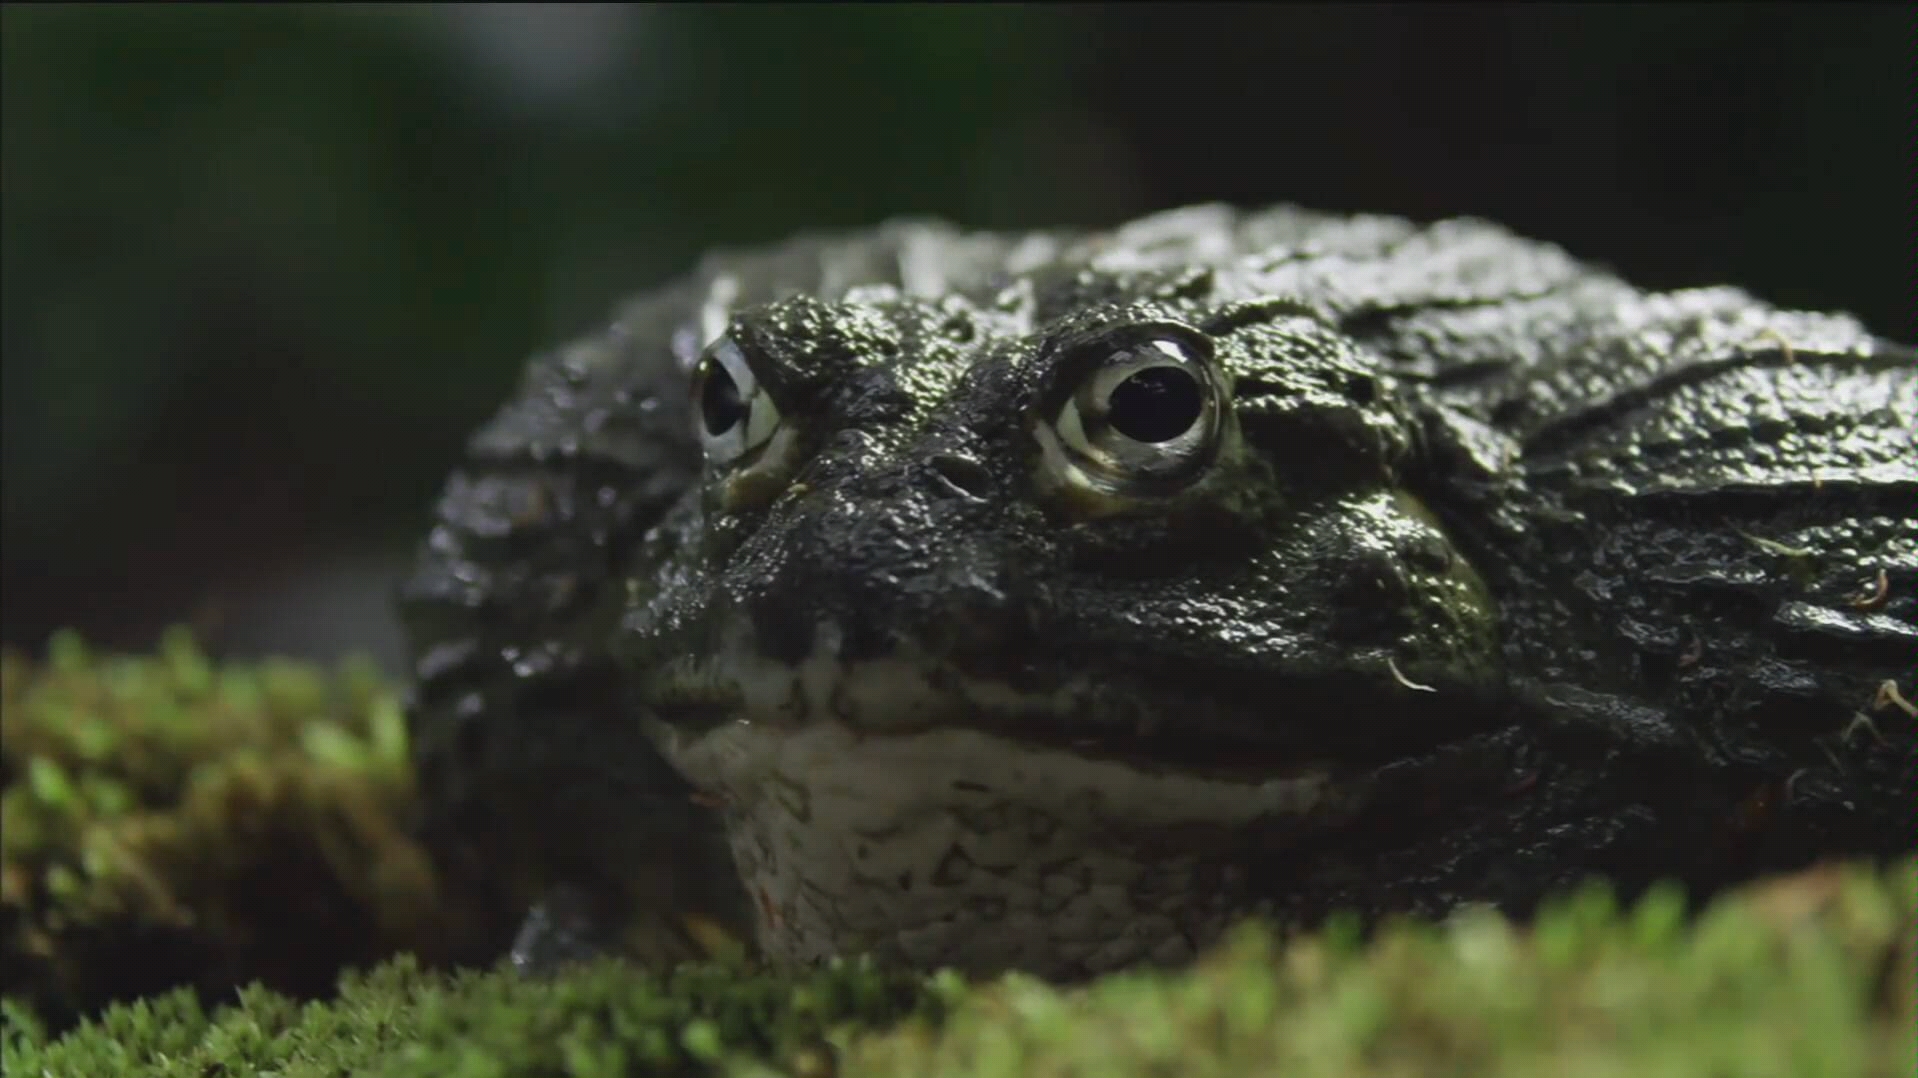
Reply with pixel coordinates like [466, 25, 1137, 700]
[1359, 264, 1915, 887]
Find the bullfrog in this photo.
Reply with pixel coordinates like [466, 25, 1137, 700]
[397, 204, 1916, 981]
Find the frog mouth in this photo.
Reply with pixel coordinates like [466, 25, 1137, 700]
[639, 629, 1340, 786]
[980, 722, 1329, 782]
[651, 701, 1319, 785]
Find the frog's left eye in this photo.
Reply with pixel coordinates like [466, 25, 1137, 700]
[1049, 330, 1223, 491]
[691, 337, 782, 465]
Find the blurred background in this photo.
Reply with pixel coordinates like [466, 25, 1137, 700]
[3, 4, 1908, 673]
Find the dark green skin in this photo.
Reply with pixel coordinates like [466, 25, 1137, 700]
[398, 204, 1916, 980]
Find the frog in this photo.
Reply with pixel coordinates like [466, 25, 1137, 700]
[397, 203, 1916, 982]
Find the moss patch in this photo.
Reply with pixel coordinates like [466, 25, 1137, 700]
[1, 951, 946, 1078]
[3, 864, 1910, 1078]
[1, 633, 1911, 1076]
[0, 629, 495, 1029]
[845, 863, 1914, 1078]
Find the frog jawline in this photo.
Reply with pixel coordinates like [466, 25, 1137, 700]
[643, 717, 1348, 833]
[643, 634, 1338, 782]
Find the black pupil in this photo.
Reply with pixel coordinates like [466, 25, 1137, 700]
[1105, 366, 1203, 443]
[699, 362, 747, 436]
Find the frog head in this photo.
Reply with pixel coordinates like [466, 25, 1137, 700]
[621, 265, 1506, 973]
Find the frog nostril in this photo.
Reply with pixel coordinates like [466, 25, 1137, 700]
[927, 453, 994, 500]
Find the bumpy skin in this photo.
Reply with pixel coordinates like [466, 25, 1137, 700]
[398, 205, 1916, 980]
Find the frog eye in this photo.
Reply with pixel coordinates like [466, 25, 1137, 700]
[1050, 331, 1223, 490]
[691, 337, 782, 465]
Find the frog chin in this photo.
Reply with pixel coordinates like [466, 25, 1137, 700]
[638, 711, 1366, 977]
[636, 627, 1374, 977]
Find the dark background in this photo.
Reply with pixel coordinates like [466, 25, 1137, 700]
[3, 4, 1908, 673]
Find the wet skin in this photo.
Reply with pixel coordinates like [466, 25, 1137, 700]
[398, 205, 1916, 980]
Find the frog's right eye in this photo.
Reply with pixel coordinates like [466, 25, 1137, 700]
[692, 337, 782, 465]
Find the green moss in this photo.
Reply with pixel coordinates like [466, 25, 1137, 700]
[2, 951, 950, 1078]
[4, 864, 1908, 1078]
[2, 633, 1911, 1076]
[0, 629, 496, 1029]
[845, 864, 1914, 1078]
